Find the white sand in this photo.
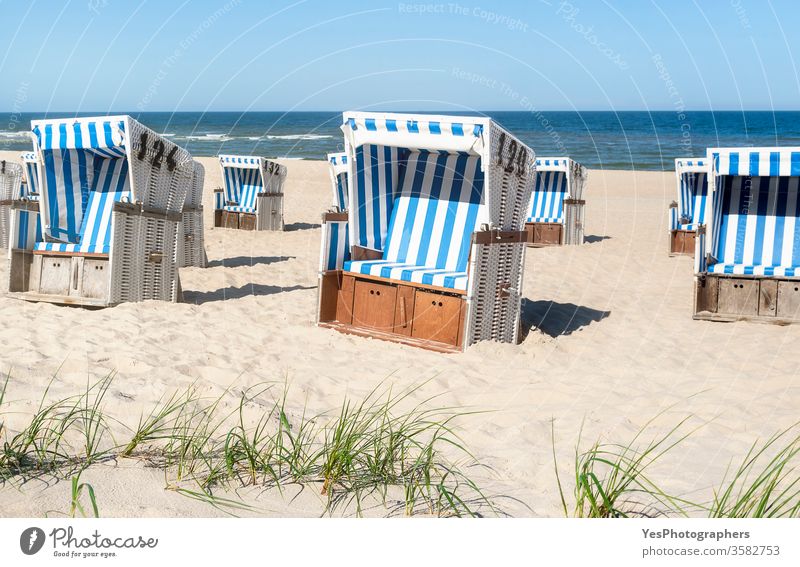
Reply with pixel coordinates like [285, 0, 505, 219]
[0, 152, 798, 517]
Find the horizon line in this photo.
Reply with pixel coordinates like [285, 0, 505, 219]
[2, 109, 799, 114]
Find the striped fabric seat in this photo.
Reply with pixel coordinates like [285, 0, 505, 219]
[34, 155, 130, 254]
[220, 157, 263, 214]
[344, 149, 483, 291]
[708, 174, 800, 277]
[527, 169, 568, 223]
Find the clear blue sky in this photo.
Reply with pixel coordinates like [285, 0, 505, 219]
[1, 0, 797, 112]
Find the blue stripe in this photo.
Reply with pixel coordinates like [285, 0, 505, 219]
[369, 144, 382, 249]
[407, 120, 419, 133]
[355, 146, 367, 248]
[792, 152, 800, 176]
[452, 123, 463, 136]
[385, 119, 397, 132]
[732, 177, 749, 265]
[328, 222, 339, 271]
[729, 152, 739, 175]
[365, 119, 377, 131]
[770, 152, 780, 176]
[429, 121, 441, 135]
[771, 177, 789, 266]
[749, 152, 759, 176]
[751, 177, 768, 266]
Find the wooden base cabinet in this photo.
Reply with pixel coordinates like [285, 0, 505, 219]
[318, 271, 467, 352]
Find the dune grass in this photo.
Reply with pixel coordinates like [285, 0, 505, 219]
[554, 416, 800, 518]
[709, 423, 800, 518]
[0, 373, 490, 517]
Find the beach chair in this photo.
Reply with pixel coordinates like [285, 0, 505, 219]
[6, 115, 193, 307]
[524, 157, 587, 246]
[327, 152, 349, 212]
[20, 151, 41, 201]
[694, 147, 800, 323]
[0, 160, 23, 250]
[669, 158, 708, 256]
[176, 160, 207, 268]
[213, 155, 287, 231]
[317, 111, 536, 352]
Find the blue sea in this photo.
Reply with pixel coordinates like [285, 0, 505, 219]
[1, 111, 798, 171]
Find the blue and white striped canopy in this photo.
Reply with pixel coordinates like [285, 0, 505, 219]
[709, 148, 800, 177]
[219, 155, 261, 169]
[535, 158, 569, 171]
[343, 112, 488, 155]
[675, 158, 706, 173]
[32, 118, 127, 158]
[328, 153, 347, 166]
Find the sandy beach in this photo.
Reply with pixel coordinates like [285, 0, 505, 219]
[1, 151, 798, 517]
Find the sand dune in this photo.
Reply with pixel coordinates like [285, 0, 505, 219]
[1, 152, 798, 517]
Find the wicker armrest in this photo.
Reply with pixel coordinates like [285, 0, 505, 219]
[213, 188, 223, 193]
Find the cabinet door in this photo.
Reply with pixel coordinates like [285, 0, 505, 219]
[411, 291, 464, 346]
[336, 275, 355, 324]
[777, 281, 800, 319]
[80, 259, 109, 300]
[718, 278, 759, 317]
[39, 256, 71, 295]
[352, 280, 397, 331]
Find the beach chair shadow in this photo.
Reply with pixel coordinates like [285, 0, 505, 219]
[284, 222, 321, 231]
[520, 298, 609, 338]
[206, 255, 294, 268]
[584, 235, 611, 244]
[182, 283, 313, 304]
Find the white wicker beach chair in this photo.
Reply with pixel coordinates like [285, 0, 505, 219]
[694, 147, 800, 322]
[327, 152, 348, 212]
[524, 157, 587, 246]
[0, 160, 23, 250]
[669, 158, 708, 256]
[177, 160, 207, 268]
[317, 111, 536, 352]
[6, 115, 193, 307]
[213, 155, 287, 231]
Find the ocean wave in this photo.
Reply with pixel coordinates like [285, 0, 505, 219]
[263, 134, 333, 140]
[181, 134, 234, 142]
[0, 130, 32, 140]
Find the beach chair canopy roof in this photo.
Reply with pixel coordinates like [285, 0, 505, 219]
[709, 147, 800, 177]
[219, 154, 262, 170]
[706, 147, 800, 277]
[343, 111, 488, 155]
[674, 157, 709, 230]
[327, 152, 348, 174]
[675, 158, 707, 174]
